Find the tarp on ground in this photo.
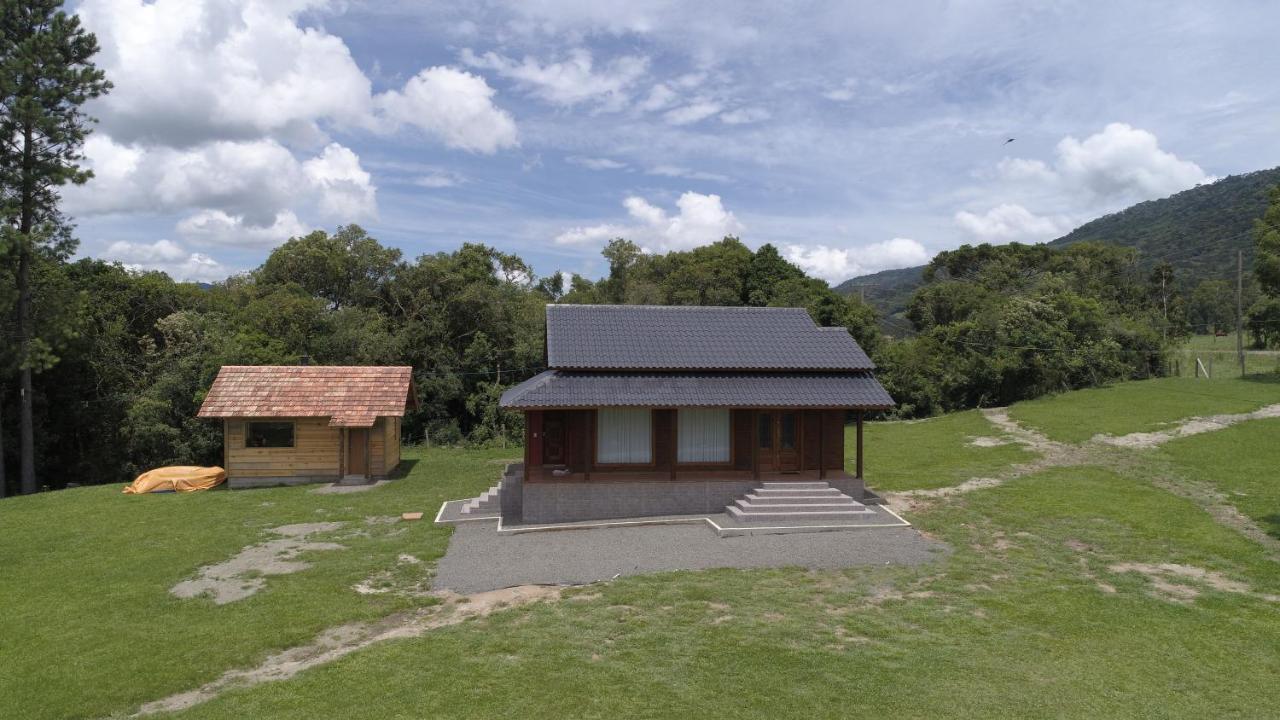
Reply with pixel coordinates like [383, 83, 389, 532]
[123, 466, 226, 494]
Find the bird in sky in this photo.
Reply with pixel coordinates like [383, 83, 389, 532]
[1004, 137, 1015, 145]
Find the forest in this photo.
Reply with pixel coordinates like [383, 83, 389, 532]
[3, 221, 1249, 491]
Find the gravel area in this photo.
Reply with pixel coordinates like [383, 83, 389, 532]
[433, 520, 947, 593]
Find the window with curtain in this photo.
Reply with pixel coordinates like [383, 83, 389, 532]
[597, 408, 652, 464]
[678, 408, 731, 463]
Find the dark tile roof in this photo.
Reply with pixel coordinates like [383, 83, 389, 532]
[499, 371, 894, 409]
[545, 304, 874, 371]
[197, 366, 416, 427]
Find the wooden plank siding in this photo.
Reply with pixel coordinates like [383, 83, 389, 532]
[225, 418, 341, 479]
[224, 416, 403, 482]
[524, 407, 849, 482]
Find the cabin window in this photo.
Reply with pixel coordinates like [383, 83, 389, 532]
[596, 408, 651, 464]
[246, 421, 294, 448]
[677, 408, 730, 463]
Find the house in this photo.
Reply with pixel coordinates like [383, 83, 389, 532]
[196, 365, 417, 489]
[498, 305, 894, 523]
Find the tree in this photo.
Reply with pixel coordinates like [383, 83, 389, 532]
[1189, 279, 1236, 333]
[0, 2, 109, 493]
[1254, 185, 1280, 297]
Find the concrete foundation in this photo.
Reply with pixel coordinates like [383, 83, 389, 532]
[228, 474, 384, 489]
[505, 464, 871, 524]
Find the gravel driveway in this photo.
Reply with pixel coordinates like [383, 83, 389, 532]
[433, 520, 947, 593]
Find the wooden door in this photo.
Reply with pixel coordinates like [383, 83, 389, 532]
[543, 413, 566, 465]
[755, 412, 801, 473]
[347, 429, 369, 476]
[755, 412, 777, 472]
[776, 411, 800, 472]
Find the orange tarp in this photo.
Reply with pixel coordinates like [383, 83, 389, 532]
[123, 466, 226, 494]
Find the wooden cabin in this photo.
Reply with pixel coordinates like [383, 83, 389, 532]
[197, 365, 417, 488]
[498, 305, 894, 523]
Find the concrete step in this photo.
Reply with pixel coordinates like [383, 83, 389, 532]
[734, 499, 871, 513]
[726, 505, 873, 522]
[752, 487, 845, 498]
[759, 481, 829, 490]
[745, 493, 863, 505]
[461, 484, 501, 515]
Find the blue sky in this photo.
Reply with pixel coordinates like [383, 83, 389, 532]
[64, 1, 1280, 284]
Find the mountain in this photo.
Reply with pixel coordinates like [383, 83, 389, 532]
[836, 165, 1280, 319]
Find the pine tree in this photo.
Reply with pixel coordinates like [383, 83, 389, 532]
[0, 1, 110, 494]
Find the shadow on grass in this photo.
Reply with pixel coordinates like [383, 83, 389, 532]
[1241, 373, 1280, 386]
[389, 458, 419, 480]
[1260, 514, 1280, 541]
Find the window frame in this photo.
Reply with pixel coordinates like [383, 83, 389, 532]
[593, 408, 654, 467]
[676, 408, 734, 466]
[244, 420, 296, 449]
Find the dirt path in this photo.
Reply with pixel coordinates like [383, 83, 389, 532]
[885, 406, 1280, 561]
[171, 523, 347, 604]
[1093, 403, 1280, 449]
[885, 407, 1095, 513]
[132, 585, 560, 717]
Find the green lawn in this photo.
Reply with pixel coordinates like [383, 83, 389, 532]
[1170, 334, 1280, 378]
[1008, 375, 1280, 443]
[6, 382, 1280, 718]
[0, 447, 512, 720]
[1158, 416, 1280, 540]
[165, 465, 1280, 719]
[856, 410, 1034, 491]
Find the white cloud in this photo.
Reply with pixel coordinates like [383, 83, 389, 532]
[461, 47, 647, 111]
[822, 78, 858, 102]
[77, 0, 372, 147]
[567, 156, 628, 170]
[66, 136, 375, 247]
[374, 67, 519, 154]
[954, 203, 1072, 243]
[79, 1, 520, 156]
[104, 239, 233, 282]
[647, 165, 732, 183]
[719, 107, 771, 125]
[784, 238, 929, 282]
[999, 123, 1212, 202]
[639, 83, 678, 112]
[176, 210, 310, 247]
[302, 143, 378, 221]
[664, 101, 723, 126]
[414, 171, 464, 188]
[555, 191, 744, 252]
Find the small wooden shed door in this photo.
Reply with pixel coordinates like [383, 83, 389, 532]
[347, 429, 369, 475]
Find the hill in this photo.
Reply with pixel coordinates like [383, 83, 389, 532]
[837, 165, 1280, 319]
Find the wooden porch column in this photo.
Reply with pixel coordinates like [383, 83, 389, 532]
[817, 411, 825, 480]
[751, 409, 760, 480]
[855, 410, 864, 479]
[669, 409, 677, 481]
[585, 409, 594, 481]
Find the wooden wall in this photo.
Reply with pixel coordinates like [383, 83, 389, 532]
[224, 418, 341, 479]
[526, 407, 849, 478]
[383, 416, 401, 475]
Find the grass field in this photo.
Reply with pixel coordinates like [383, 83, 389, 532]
[4, 379, 1280, 719]
[861, 410, 1033, 490]
[1009, 375, 1280, 443]
[1170, 334, 1280, 378]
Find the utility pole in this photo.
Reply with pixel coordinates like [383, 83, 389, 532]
[1161, 270, 1168, 344]
[1237, 250, 1246, 377]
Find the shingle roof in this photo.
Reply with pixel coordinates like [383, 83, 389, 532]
[197, 366, 416, 427]
[499, 371, 894, 410]
[545, 304, 874, 371]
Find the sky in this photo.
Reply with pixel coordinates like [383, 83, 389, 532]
[61, 0, 1280, 285]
